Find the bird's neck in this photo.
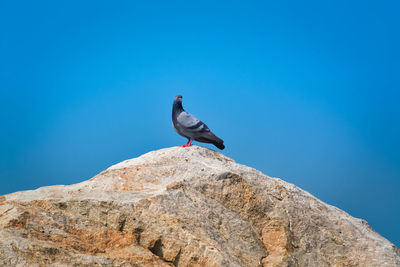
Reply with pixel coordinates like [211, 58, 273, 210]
[172, 102, 184, 125]
[172, 101, 184, 118]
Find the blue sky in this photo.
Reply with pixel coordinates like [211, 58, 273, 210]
[1, 1, 399, 246]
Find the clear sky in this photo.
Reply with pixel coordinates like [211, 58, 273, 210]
[1, 1, 399, 246]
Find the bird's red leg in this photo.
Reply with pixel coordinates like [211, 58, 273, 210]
[178, 139, 192, 147]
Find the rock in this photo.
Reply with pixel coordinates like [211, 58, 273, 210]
[0, 146, 399, 267]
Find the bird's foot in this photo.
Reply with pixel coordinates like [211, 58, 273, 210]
[178, 140, 192, 147]
[178, 143, 192, 147]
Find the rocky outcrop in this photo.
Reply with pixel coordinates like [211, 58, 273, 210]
[0, 146, 399, 266]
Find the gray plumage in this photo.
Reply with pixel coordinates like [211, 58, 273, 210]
[172, 95, 225, 150]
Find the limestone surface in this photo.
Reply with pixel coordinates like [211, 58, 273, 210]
[0, 146, 399, 266]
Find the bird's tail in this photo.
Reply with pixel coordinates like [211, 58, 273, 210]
[196, 132, 225, 150]
[213, 140, 225, 150]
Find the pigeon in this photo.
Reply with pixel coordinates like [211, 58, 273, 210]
[172, 95, 225, 150]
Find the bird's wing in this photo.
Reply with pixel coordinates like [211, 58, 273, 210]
[177, 111, 210, 132]
[176, 110, 224, 149]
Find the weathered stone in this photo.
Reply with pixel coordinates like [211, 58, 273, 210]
[0, 146, 399, 266]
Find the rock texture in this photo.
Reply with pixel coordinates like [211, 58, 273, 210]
[0, 146, 399, 267]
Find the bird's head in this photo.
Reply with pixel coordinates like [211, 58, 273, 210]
[174, 95, 183, 103]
